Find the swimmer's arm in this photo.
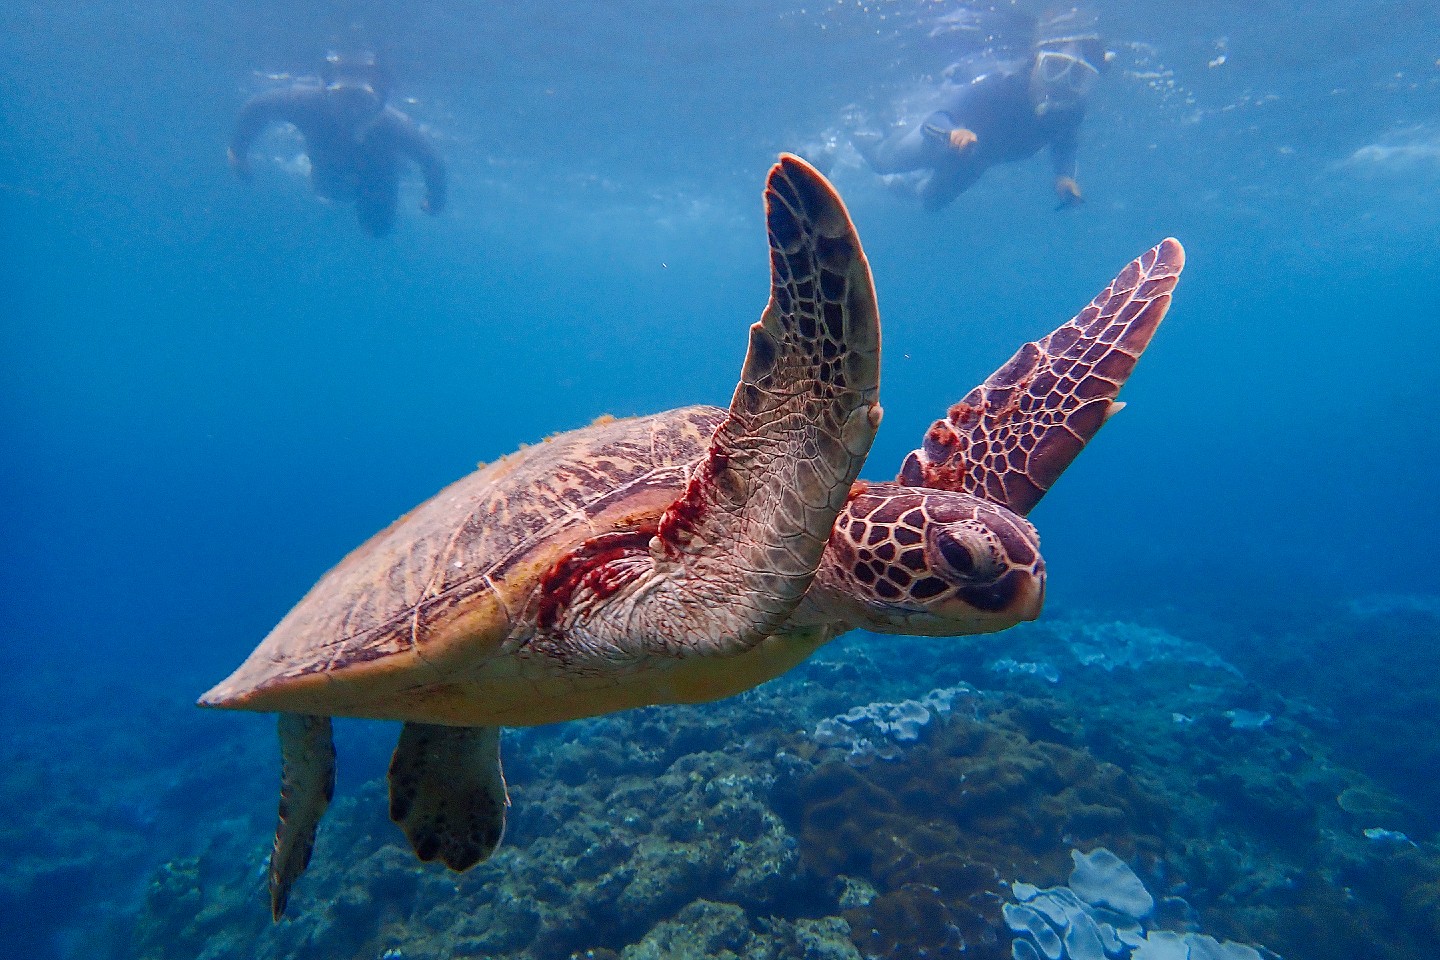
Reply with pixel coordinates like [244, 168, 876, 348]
[229, 89, 313, 177]
[920, 110, 960, 145]
[921, 71, 1012, 146]
[1048, 125, 1082, 208]
[919, 111, 979, 155]
[920, 87, 977, 147]
[926, 76, 1014, 154]
[387, 113, 447, 214]
[1048, 123, 1080, 181]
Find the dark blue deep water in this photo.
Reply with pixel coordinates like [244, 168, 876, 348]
[3, 2, 1439, 958]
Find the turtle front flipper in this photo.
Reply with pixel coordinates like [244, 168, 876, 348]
[898, 238, 1184, 515]
[269, 713, 335, 920]
[646, 154, 882, 652]
[528, 156, 878, 691]
[388, 723, 508, 871]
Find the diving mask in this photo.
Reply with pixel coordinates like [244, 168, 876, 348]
[1032, 48, 1099, 109]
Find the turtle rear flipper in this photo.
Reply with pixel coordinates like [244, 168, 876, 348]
[270, 713, 335, 920]
[388, 723, 508, 871]
[898, 238, 1184, 515]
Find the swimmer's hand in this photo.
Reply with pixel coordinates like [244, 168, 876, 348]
[227, 147, 252, 181]
[421, 196, 444, 216]
[1054, 176, 1083, 210]
[948, 128, 978, 153]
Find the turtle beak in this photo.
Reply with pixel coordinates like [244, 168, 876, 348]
[945, 560, 1045, 630]
[1016, 568, 1046, 622]
[1012, 548, 1047, 622]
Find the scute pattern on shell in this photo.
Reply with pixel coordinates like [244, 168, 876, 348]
[204, 407, 723, 703]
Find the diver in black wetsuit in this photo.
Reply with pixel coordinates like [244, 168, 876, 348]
[856, 19, 1107, 212]
[229, 52, 447, 237]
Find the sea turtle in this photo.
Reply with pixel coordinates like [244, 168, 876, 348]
[201, 155, 1184, 918]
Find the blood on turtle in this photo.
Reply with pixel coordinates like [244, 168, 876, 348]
[200, 155, 1185, 918]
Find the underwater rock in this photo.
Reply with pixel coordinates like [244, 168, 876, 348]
[620, 905, 867, 960]
[788, 915, 866, 960]
[620, 900, 754, 960]
[132, 858, 207, 960]
[128, 734, 811, 960]
[612, 902, 871, 960]
[521, 750, 804, 950]
[1196, 764, 1318, 847]
[835, 874, 878, 909]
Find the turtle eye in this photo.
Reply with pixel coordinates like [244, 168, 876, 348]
[930, 524, 1002, 583]
[936, 530, 976, 575]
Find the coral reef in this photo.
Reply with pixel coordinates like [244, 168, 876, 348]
[115, 621, 1440, 960]
[1066, 848, 1154, 918]
[1004, 847, 1270, 960]
[1193, 598, 1440, 823]
[780, 689, 1167, 960]
[618, 901, 861, 960]
[133, 740, 820, 960]
[11, 606, 1440, 960]
[945, 614, 1440, 960]
[810, 685, 981, 764]
[0, 660, 275, 960]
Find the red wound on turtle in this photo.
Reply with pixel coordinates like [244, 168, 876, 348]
[536, 525, 658, 630]
[900, 418, 971, 491]
[655, 438, 727, 551]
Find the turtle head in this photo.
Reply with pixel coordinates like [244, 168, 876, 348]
[816, 484, 1045, 636]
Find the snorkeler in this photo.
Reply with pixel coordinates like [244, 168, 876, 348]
[854, 11, 1107, 212]
[228, 52, 447, 237]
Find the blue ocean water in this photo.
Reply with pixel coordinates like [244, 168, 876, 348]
[2, 1, 1439, 958]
